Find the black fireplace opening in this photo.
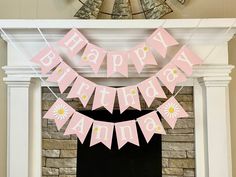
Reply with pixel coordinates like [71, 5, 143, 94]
[76, 110, 162, 177]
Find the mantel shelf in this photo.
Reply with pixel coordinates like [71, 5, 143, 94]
[0, 19, 235, 29]
[0, 19, 236, 46]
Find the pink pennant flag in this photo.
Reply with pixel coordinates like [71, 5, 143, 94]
[146, 28, 178, 58]
[172, 45, 203, 76]
[115, 120, 139, 149]
[129, 43, 157, 73]
[157, 62, 187, 93]
[43, 98, 75, 130]
[47, 62, 78, 93]
[137, 111, 166, 143]
[64, 112, 94, 143]
[138, 76, 166, 107]
[117, 86, 141, 113]
[157, 96, 188, 129]
[67, 76, 96, 107]
[79, 43, 106, 73]
[58, 28, 88, 58]
[31, 47, 62, 74]
[90, 121, 114, 149]
[107, 51, 128, 77]
[92, 86, 116, 113]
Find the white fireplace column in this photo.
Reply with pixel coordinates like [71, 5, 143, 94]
[1, 19, 236, 177]
[3, 76, 42, 177]
[198, 74, 233, 177]
[4, 77, 31, 177]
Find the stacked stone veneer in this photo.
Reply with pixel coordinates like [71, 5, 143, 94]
[42, 86, 195, 177]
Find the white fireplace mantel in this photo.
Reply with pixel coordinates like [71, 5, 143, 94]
[1, 19, 236, 177]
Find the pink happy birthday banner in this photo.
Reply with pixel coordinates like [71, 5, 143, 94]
[43, 96, 188, 149]
[32, 27, 202, 113]
[32, 27, 202, 149]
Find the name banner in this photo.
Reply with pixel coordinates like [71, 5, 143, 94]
[43, 96, 188, 149]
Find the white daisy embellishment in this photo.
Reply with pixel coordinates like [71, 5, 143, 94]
[157, 97, 188, 129]
[163, 102, 180, 119]
[53, 104, 69, 120]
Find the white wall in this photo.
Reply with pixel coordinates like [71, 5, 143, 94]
[0, 38, 7, 177]
[229, 37, 236, 177]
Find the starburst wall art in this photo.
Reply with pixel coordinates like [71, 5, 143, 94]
[74, 0, 186, 19]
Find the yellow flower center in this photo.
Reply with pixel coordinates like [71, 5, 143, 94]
[94, 127, 99, 132]
[130, 89, 136, 95]
[57, 108, 65, 115]
[143, 47, 149, 51]
[82, 95, 87, 100]
[57, 68, 63, 74]
[168, 107, 175, 113]
[83, 56, 88, 61]
[156, 126, 161, 132]
[172, 69, 178, 75]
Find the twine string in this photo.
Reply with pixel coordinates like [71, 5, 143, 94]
[37, 28, 50, 47]
[173, 18, 236, 96]
[0, 27, 59, 99]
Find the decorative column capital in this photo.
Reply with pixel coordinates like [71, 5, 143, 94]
[3, 77, 31, 87]
[198, 76, 232, 87]
[196, 64, 234, 87]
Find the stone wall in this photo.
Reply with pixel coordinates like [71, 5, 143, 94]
[42, 86, 194, 177]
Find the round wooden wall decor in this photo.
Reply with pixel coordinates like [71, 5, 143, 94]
[74, 0, 185, 19]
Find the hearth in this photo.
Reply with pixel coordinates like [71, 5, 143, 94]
[77, 110, 162, 177]
[41, 86, 195, 177]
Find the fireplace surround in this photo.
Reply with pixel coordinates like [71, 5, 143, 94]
[41, 86, 193, 177]
[1, 19, 236, 177]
